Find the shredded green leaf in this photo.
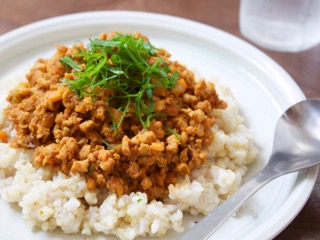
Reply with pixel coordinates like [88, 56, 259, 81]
[102, 139, 116, 150]
[165, 126, 180, 139]
[60, 33, 179, 128]
[88, 163, 95, 175]
[59, 56, 83, 71]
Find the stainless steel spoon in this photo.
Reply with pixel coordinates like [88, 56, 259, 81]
[179, 99, 320, 240]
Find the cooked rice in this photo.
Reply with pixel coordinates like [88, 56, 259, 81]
[0, 74, 257, 240]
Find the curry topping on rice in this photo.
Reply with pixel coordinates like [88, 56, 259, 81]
[4, 32, 227, 200]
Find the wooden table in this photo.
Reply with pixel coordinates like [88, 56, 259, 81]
[0, 0, 319, 239]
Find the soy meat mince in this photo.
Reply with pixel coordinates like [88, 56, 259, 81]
[0, 31, 258, 240]
[5, 32, 227, 201]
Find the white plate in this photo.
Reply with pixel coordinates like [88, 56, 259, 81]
[0, 11, 318, 240]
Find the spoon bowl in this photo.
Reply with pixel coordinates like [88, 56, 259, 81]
[179, 99, 320, 240]
[272, 99, 320, 174]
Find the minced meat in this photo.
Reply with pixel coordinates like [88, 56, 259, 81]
[4, 32, 227, 201]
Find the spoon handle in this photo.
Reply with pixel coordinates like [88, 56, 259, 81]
[178, 166, 276, 240]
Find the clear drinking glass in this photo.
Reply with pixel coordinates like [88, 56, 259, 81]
[239, 0, 320, 52]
